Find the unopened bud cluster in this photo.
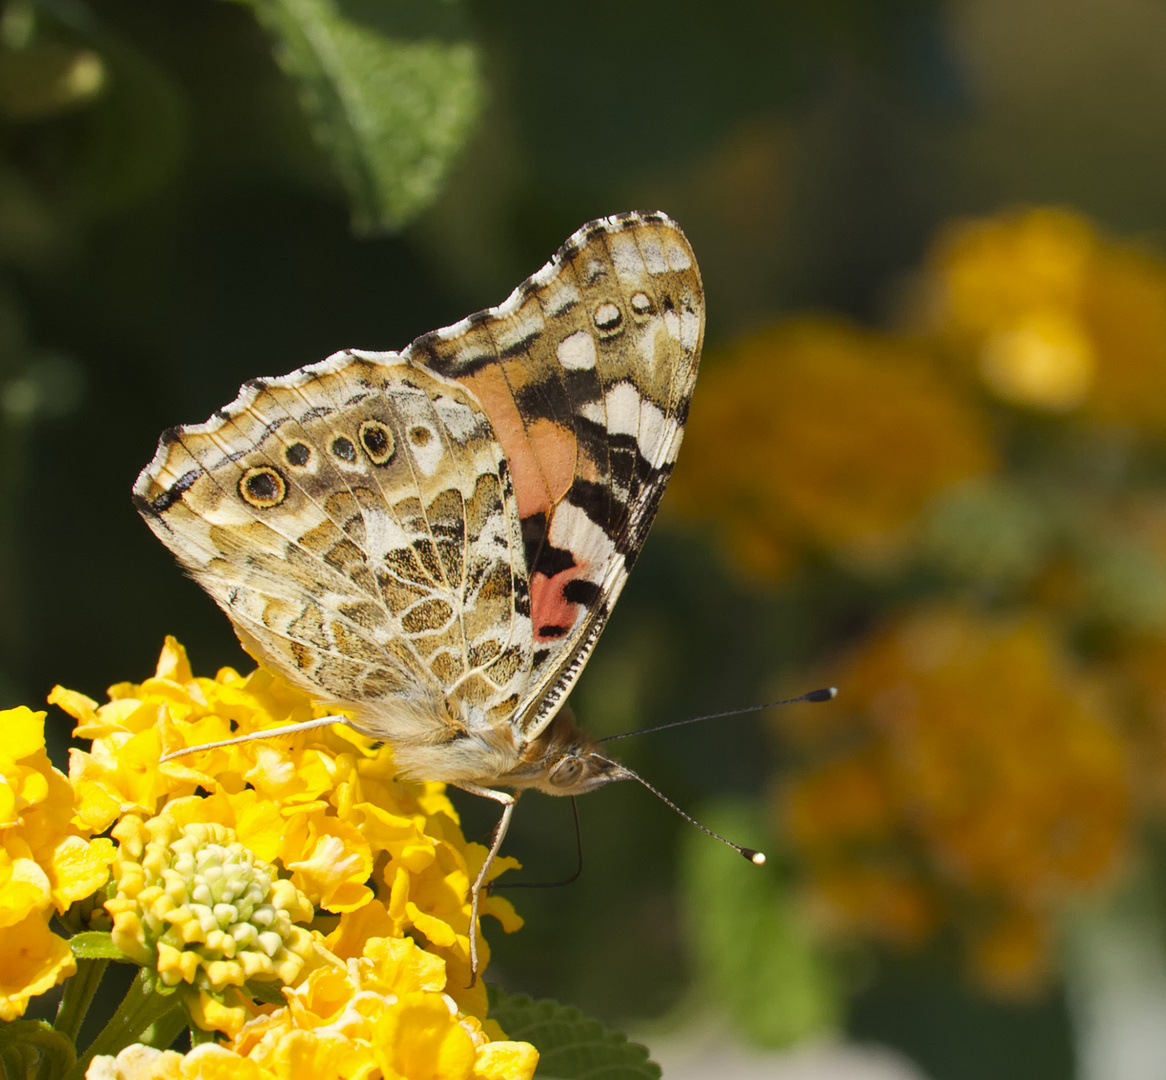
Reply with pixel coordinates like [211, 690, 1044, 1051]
[107, 816, 315, 991]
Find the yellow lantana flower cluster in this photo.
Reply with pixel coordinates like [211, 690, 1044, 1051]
[778, 605, 1130, 994]
[0, 706, 114, 1021]
[54, 637, 521, 1033]
[17, 636, 541, 1078]
[88, 937, 537, 1080]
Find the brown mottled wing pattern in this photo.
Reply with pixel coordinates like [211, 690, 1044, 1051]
[133, 355, 534, 740]
[406, 211, 704, 739]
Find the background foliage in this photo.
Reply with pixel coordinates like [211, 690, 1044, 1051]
[5, 0, 1166, 1076]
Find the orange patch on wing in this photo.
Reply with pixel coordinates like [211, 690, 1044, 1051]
[462, 368, 576, 518]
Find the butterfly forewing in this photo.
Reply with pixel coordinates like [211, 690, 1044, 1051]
[133, 211, 703, 763]
[407, 212, 704, 738]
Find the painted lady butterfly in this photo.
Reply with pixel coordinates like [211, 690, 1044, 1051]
[132, 211, 704, 973]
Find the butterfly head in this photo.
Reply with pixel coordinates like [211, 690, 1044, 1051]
[502, 707, 631, 797]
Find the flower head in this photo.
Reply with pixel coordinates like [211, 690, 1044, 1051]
[921, 207, 1166, 426]
[57, 638, 521, 1030]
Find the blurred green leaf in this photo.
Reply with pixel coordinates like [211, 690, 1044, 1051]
[488, 987, 661, 1080]
[243, 0, 482, 233]
[0, 1019, 75, 1077]
[680, 801, 840, 1048]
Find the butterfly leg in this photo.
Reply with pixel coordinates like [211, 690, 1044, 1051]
[158, 716, 352, 762]
[456, 783, 521, 985]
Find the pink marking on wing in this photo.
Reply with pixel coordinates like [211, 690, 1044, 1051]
[530, 566, 588, 643]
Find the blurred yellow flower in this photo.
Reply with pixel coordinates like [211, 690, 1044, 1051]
[779, 605, 1129, 994]
[923, 207, 1166, 425]
[55, 637, 522, 1029]
[670, 319, 994, 579]
[0, 705, 115, 1019]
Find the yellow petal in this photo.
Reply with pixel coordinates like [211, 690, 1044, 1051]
[373, 993, 476, 1080]
[0, 706, 46, 762]
[0, 910, 75, 1020]
[472, 1041, 539, 1080]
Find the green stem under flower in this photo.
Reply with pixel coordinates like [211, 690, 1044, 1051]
[62, 969, 180, 1080]
[52, 958, 109, 1046]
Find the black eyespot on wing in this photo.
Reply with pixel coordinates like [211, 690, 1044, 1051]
[285, 442, 311, 467]
[331, 436, 357, 462]
[359, 419, 396, 465]
[238, 466, 287, 508]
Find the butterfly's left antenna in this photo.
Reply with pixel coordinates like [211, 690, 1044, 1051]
[597, 686, 839, 866]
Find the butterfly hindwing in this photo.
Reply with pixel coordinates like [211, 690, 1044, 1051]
[133, 355, 534, 736]
[408, 211, 704, 737]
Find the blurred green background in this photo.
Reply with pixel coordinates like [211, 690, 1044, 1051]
[7, 0, 1166, 1076]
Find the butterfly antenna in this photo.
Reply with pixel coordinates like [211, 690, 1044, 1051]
[599, 687, 836, 744]
[612, 761, 766, 865]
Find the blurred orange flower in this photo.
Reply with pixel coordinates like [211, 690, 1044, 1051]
[922, 207, 1166, 426]
[669, 319, 994, 579]
[778, 605, 1129, 994]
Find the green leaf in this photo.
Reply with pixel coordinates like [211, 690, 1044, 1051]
[68, 931, 128, 961]
[0, 1019, 75, 1078]
[488, 987, 661, 1080]
[242, 0, 482, 233]
[680, 800, 841, 1048]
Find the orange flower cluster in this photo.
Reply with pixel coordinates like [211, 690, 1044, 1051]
[778, 606, 1130, 994]
[923, 207, 1166, 426]
[669, 320, 994, 578]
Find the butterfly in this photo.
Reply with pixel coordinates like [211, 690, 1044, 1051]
[132, 211, 704, 976]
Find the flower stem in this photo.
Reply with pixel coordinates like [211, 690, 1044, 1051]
[52, 958, 109, 1044]
[62, 969, 180, 1080]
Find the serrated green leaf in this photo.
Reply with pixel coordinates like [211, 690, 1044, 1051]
[69, 931, 128, 960]
[488, 988, 661, 1080]
[681, 801, 841, 1048]
[242, 0, 482, 233]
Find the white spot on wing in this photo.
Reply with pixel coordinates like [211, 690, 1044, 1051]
[639, 239, 668, 275]
[608, 235, 645, 279]
[557, 330, 596, 370]
[680, 309, 701, 350]
[664, 243, 692, 271]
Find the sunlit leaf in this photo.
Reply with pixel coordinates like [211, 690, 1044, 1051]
[488, 987, 661, 1080]
[243, 0, 482, 233]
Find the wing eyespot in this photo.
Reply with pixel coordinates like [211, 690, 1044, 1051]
[331, 436, 357, 462]
[630, 292, 655, 318]
[359, 419, 396, 465]
[285, 442, 311, 468]
[238, 466, 287, 509]
[592, 302, 623, 336]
